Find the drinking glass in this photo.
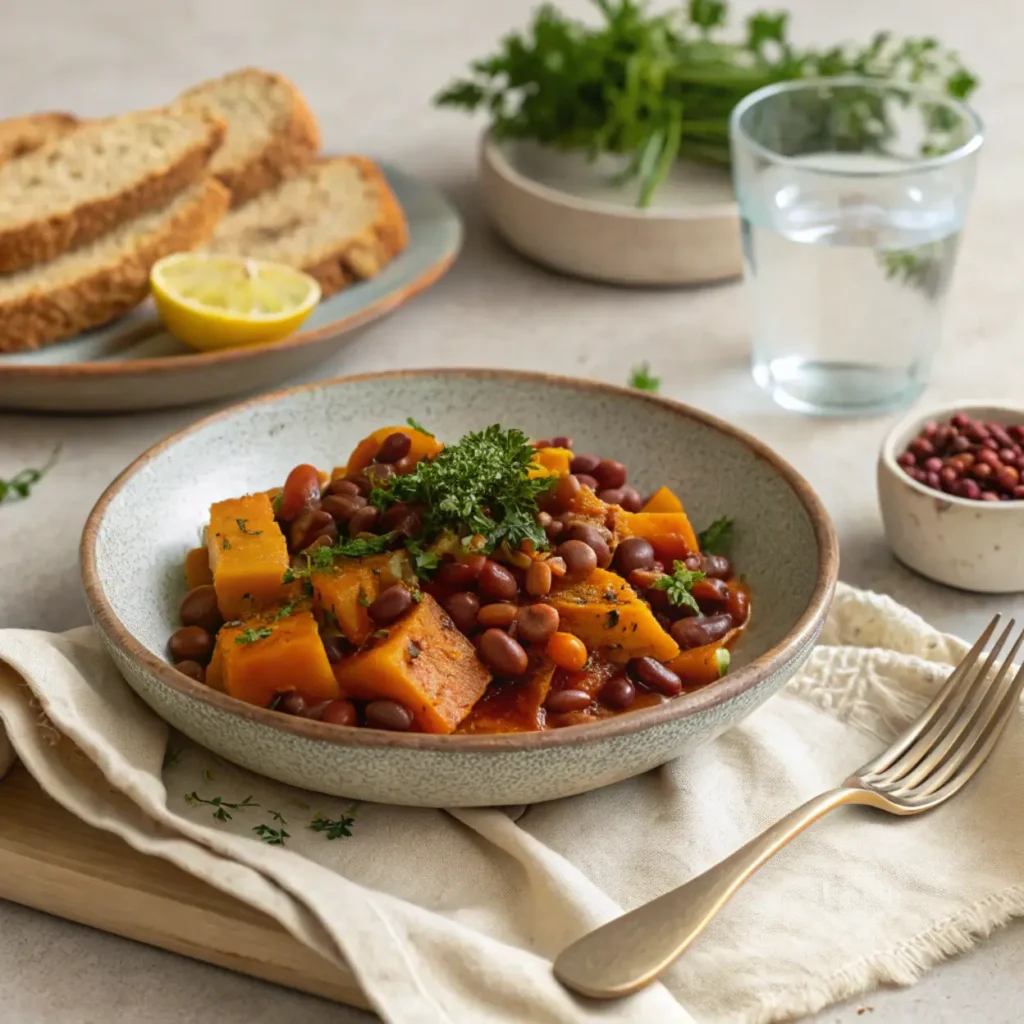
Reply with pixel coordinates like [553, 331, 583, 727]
[730, 77, 983, 416]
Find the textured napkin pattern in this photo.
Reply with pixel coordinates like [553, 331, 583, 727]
[1, 583, 1022, 1024]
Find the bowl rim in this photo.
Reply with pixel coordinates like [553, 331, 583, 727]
[81, 368, 839, 753]
[879, 400, 1024, 510]
[480, 131, 739, 223]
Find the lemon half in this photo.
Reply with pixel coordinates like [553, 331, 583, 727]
[151, 253, 321, 352]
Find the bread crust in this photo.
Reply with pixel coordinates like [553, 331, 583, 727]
[0, 112, 79, 163]
[0, 111, 225, 275]
[302, 157, 409, 298]
[0, 178, 230, 352]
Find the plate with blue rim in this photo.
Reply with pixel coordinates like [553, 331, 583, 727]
[0, 164, 462, 414]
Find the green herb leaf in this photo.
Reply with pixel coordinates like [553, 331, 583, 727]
[406, 416, 435, 437]
[274, 601, 296, 621]
[651, 561, 705, 613]
[235, 518, 262, 535]
[357, 587, 371, 608]
[252, 823, 290, 846]
[697, 516, 734, 556]
[310, 808, 358, 839]
[405, 538, 440, 578]
[407, 640, 422, 661]
[628, 363, 660, 393]
[184, 792, 259, 822]
[235, 627, 273, 645]
[0, 444, 61, 504]
[222, 537, 232, 550]
[373, 629, 391, 641]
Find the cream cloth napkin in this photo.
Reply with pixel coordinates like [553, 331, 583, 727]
[1, 583, 1022, 1024]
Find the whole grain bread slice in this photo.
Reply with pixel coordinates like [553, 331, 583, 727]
[0, 106, 225, 274]
[0, 112, 79, 163]
[0, 178, 230, 352]
[176, 68, 320, 207]
[206, 156, 407, 297]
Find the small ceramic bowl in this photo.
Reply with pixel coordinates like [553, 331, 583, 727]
[878, 402, 1024, 593]
[480, 133, 742, 286]
[81, 370, 838, 807]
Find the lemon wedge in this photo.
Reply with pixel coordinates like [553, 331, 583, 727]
[150, 253, 321, 352]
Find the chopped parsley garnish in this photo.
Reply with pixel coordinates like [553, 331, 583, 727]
[373, 629, 390, 640]
[222, 537, 231, 550]
[370, 424, 554, 553]
[0, 444, 61, 503]
[698, 516, 734, 556]
[405, 538, 440, 578]
[357, 587, 371, 608]
[235, 518, 262, 535]
[252, 823, 290, 846]
[406, 416, 435, 437]
[284, 533, 397, 581]
[407, 640, 422, 660]
[410, 589, 423, 604]
[628, 363, 660, 393]
[310, 808, 357, 839]
[273, 601, 296, 621]
[651, 561, 705, 614]
[235, 627, 273, 645]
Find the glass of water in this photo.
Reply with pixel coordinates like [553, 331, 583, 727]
[730, 77, 983, 416]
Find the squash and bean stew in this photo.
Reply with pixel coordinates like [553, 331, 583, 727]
[169, 423, 750, 734]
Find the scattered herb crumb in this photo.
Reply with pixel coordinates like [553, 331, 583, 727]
[253, 823, 290, 846]
[358, 587, 370, 608]
[373, 629, 390, 640]
[310, 807, 358, 840]
[236, 518, 262, 535]
[407, 640, 422, 660]
[202, 768, 215, 782]
[268, 809, 287, 824]
[163, 746, 183, 769]
[274, 600, 296, 621]
[222, 537, 232, 550]
[628, 364, 660, 393]
[184, 792, 259, 822]
[235, 627, 273, 645]
[0, 444, 61, 504]
[410, 589, 423, 604]
[406, 416, 434, 437]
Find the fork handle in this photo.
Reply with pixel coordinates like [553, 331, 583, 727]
[554, 786, 875, 999]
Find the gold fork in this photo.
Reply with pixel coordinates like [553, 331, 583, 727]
[554, 615, 1024, 1000]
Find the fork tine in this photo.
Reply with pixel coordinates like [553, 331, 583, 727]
[879, 619, 1016, 787]
[904, 658, 1024, 808]
[858, 615, 1000, 777]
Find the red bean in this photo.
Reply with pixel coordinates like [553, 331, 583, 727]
[389, 511, 422, 538]
[598, 488, 627, 506]
[671, 614, 734, 650]
[1014, 486, 1024, 500]
[980, 491, 1002, 502]
[568, 524, 611, 568]
[544, 689, 592, 713]
[364, 699, 412, 731]
[551, 435, 574, 450]
[348, 504, 381, 535]
[600, 673, 636, 709]
[436, 559, 482, 589]
[614, 537, 655, 575]
[444, 591, 481, 633]
[369, 583, 413, 625]
[956, 478, 982, 500]
[168, 625, 214, 664]
[278, 464, 321, 522]
[278, 692, 308, 716]
[174, 659, 205, 683]
[179, 585, 222, 633]
[290, 509, 337, 552]
[517, 604, 560, 644]
[544, 517, 566, 541]
[393, 455, 418, 476]
[575, 474, 599, 491]
[951, 412, 970, 429]
[477, 603, 518, 629]
[323, 699, 359, 727]
[376, 432, 412, 464]
[322, 493, 368, 525]
[594, 459, 627, 489]
[526, 560, 553, 597]
[691, 577, 730, 612]
[619, 486, 644, 512]
[997, 466, 1020, 491]
[325, 478, 362, 498]
[479, 560, 518, 601]
[479, 629, 529, 676]
[532, 439, 552, 450]
[700, 554, 733, 579]
[554, 473, 581, 509]
[725, 587, 750, 623]
[556, 539, 598, 580]
[321, 635, 347, 664]
[569, 453, 600, 475]
[896, 451, 917, 469]
[630, 657, 683, 697]
[301, 700, 332, 721]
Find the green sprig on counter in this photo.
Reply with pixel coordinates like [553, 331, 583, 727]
[0, 444, 61, 504]
[435, 0, 978, 206]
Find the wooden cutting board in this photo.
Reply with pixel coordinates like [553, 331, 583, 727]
[0, 762, 371, 1012]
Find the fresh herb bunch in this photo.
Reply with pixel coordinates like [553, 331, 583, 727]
[370, 425, 554, 553]
[651, 560, 705, 613]
[629, 363, 660, 393]
[436, 0, 978, 206]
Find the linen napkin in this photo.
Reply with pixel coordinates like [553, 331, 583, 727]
[1, 583, 1022, 1024]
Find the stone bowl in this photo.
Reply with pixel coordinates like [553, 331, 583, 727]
[81, 370, 838, 807]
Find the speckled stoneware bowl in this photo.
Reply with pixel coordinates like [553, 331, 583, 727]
[81, 370, 838, 807]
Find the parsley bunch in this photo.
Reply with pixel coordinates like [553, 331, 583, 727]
[651, 561, 705, 614]
[370, 425, 554, 554]
[436, 0, 978, 206]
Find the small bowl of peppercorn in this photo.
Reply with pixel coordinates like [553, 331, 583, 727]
[878, 403, 1024, 593]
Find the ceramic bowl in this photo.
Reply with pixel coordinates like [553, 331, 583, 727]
[480, 134, 742, 286]
[81, 370, 838, 807]
[878, 402, 1024, 593]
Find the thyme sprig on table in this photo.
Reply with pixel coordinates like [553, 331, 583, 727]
[0, 444, 61, 504]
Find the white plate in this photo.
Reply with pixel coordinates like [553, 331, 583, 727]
[480, 133, 741, 286]
[0, 165, 462, 413]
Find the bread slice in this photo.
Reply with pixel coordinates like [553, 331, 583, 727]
[206, 157, 407, 297]
[0, 106, 225, 274]
[0, 113, 79, 163]
[0, 178, 230, 352]
[176, 68, 320, 207]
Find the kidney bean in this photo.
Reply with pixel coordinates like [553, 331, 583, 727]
[325, 478, 362, 498]
[544, 689, 592, 714]
[980, 491, 1002, 502]
[290, 509, 337, 552]
[683, 553, 702, 571]
[376, 431, 412, 464]
[517, 604, 560, 644]
[174, 659, 205, 683]
[601, 673, 636, 710]
[393, 455, 418, 476]
[568, 524, 612, 568]
[364, 699, 413, 731]
[598, 488, 627, 506]
[1011, 426, 1024, 444]
[896, 451, 917, 469]
[922, 457, 944, 473]
[532, 439, 552, 449]
[479, 560, 518, 601]
[321, 635, 347, 664]
[556, 539, 598, 581]
[972, 462, 993, 481]
[594, 459, 627, 489]
[630, 657, 683, 697]
[277, 464, 321, 522]
[348, 504, 381, 535]
[525, 560, 552, 597]
[363, 463, 394, 488]
[480, 629, 529, 676]
[554, 473, 581, 510]
[569, 453, 600, 475]
[977, 448, 1002, 470]
[369, 583, 413, 625]
[477, 603, 518, 629]
[169, 625, 214, 664]
[726, 586, 750, 623]
[619, 485, 644, 512]
[614, 537, 655, 575]
[991, 424, 1016, 448]
[999, 448, 1018, 465]
[671, 614, 734, 650]
[179, 584, 222, 633]
[965, 422, 990, 443]
[322, 493, 368, 524]
[700, 554, 734, 580]
[544, 517, 566, 541]
[575, 473, 599, 491]
[301, 700, 332, 721]
[998, 466, 1020, 491]
[444, 592, 481, 633]
[323, 699, 360, 727]
[908, 438, 934, 460]
[551, 435, 574, 450]
[391, 511, 423, 538]
[691, 577, 730, 612]
[381, 502, 413, 531]
[925, 471, 941, 490]
[278, 692, 307, 716]
[951, 412, 970, 429]
[955, 478, 982, 500]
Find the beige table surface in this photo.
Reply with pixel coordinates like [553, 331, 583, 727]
[1, 0, 1021, 1021]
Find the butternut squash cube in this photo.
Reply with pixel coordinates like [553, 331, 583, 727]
[640, 485, 685, 515]
[340, 425, 443, 477]
[332, 594, 491, 734]
[528, 446, 573, 478]
[184, 546, 214, 590]
[207, 494, 290, 619]
[614, 510, 699, 557]
[312, 552, 407, 646]
[546, 568, 679, 662]
[215, 610, 339, 708]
